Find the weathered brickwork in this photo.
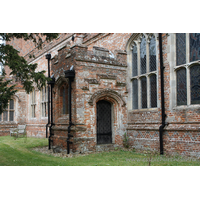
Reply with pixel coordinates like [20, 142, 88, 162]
[50, 42, 128, 153]
[1, 33, 200, 157]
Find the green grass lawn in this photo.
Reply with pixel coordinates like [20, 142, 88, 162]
[0, 136, 199, 166]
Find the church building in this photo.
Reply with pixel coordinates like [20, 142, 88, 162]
[1, 33, 200, 157]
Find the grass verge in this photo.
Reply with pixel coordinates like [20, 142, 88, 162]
[0, 136, 199, 166]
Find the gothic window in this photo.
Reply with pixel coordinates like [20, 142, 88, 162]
[175, 33, 200, 106]
[0, 100, 15, 122]
[31, 89, 36, 118]
[131, 34, 157, 110]
[41, 86, 48, 117]
[60, 84, 68, 114]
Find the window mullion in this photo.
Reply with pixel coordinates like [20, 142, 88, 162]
[138, 41, 141, 109]
[138, 78, 141, 109]
[187, 66, 190, 105]
[146, 39, 150, 108]
[138, 42, 141, 76]
[8, 103, 10, 121]
[147, 76, 150, 108]
[186, 33, 189, 64]
[186, 33, 189, 105]
[146, 39, 150, 73]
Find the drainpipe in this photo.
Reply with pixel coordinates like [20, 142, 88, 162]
[45, 53, 51, 149]
[49, 76, 55, 149]
[159, 33, 166, 155]
[65, 66, 75, 154]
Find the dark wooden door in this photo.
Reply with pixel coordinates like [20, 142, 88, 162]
[97, 100, 112, 144]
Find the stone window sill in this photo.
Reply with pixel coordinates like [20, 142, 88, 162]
[130, 108, 158, 113]
[173, 104, 200, 110]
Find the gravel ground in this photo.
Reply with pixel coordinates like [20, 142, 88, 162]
[32, 146, 133, 158]
[32, 146, 92, 158]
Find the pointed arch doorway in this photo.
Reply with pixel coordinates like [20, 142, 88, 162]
[97, 100, 112, 144]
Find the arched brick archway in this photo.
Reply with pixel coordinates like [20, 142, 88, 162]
[88, 88, 126, 107]
[89, 89, 127, 145]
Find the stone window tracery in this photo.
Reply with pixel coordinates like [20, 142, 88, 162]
[175, 33, 200, 106]
[131, 33, 157, 110]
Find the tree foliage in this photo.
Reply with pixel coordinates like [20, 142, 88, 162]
[0, 33, 59, 114]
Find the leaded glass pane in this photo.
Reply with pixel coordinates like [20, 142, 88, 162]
[9, 111, 14, 121]
[31, 106, 33, 118]
[141, 77, 147, 108]
[150, 74, 157, 107]
[42, 103, 44, 117]
[176, 33, 186, 66]
[45, 102, 47, 117]
[3, 111, 8, 121]
[0, 114, 1, 121]
[42, 103, 45, 117]
[150, 37, 156, 71]
[32, 105, 36, 118]
[9, 99, 14, 109]
[42, 102, 47, 117]
[132, 45, 138, 76]
[140, 35, 146, 74]
[190, 33, 200, 62]
[190, 65, 200, 104]
[132, 79, 138, 109]
[177, 68, 187, 105]
[33, 106, 35, 118]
